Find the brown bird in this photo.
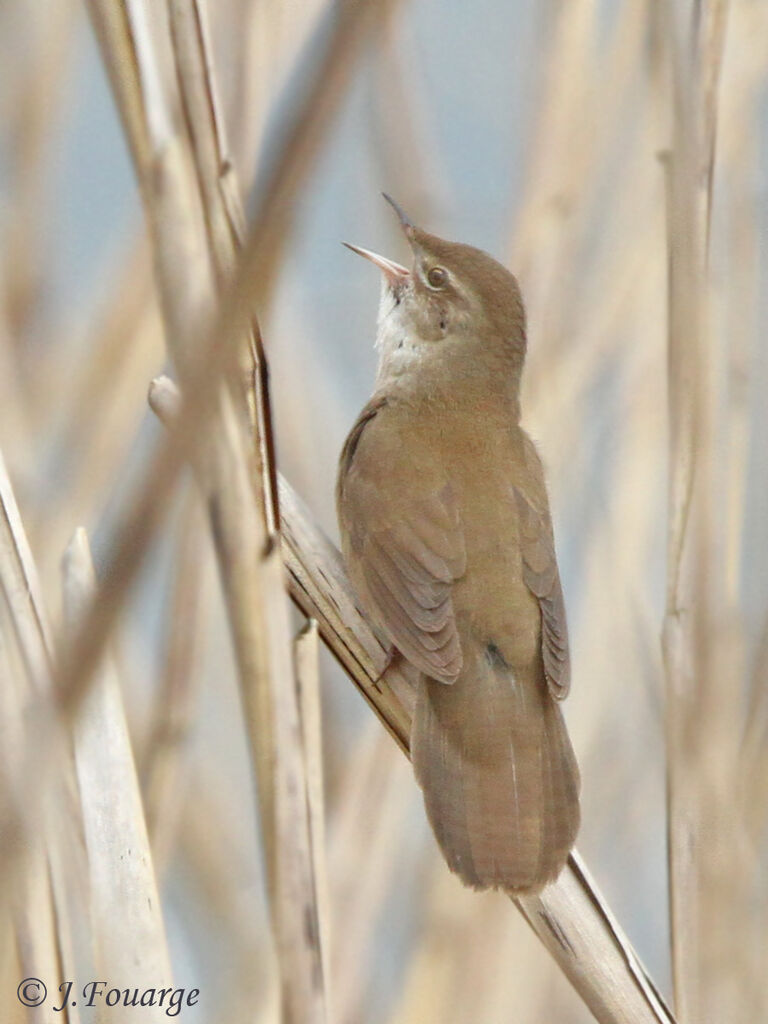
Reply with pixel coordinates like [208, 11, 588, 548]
[337, 196, 580, 894]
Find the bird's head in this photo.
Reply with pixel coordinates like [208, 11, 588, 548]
[344, 195, 526, 377]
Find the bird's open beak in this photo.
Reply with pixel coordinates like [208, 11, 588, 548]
[343, 194, 416, 290]
[342, 242, 410, 289]
[382, 193, 415, 238]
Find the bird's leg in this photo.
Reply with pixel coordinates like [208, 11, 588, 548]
[371, 646, 401, 693]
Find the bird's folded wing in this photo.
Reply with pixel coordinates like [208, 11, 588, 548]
[513, 484, 571, 700]
[338, 399, 466, 684]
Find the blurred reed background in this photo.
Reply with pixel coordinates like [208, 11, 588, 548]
[0, 1, 765, 1022]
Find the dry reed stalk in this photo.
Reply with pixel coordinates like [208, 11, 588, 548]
[140, 489, 207, 870]
[174, 768, 278, 1023]
[719, 52, 768, 1018]
[171, 716, 407, 1024]
[514, 0, 658, 414]
[63, 528, 172, 1020]
[10, 845, 67, 1024]
[743, 614, 768, 813]
[387, 865, 486, 1024]
[0, 0, 77, 377]
[85, 6, 409, 1015]
[33, 249, 164, 594]
[390, 865, 565, 1024]
[328, 730, 414, 1024]
[38, 0, 405, 745]
[720, 176, 755, 617]
[0, 449, 55, 689]
[0, 624, 69, 1024]
[545, 1, 652, 364]
[86, 1, 328, 1018]
[369, 11, 451, 222]
[722, 8, 766, 834]
[508, 0, 597, 331]
[144, 401, 328, 1024]
[0, 306, 35, 484]
[84, 2, 406, 1018]
[45, 236, 155, 437]
[660, 3, 728, 1023]
[222, 0, 327, 188]
[165, 0, 279, 533]
[294, 619, 333, 1016]
[171, 712, 410, 1023]
[0, 449, 89, 1024]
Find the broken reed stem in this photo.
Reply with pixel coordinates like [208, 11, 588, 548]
[63, 528, 172, 995]
[0, 447, 89, 996]
[294, 619, 333, 1020]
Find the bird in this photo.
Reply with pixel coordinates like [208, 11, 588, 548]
[336, 195, 580, 895]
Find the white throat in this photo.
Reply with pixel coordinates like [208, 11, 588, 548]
[373, 283, 427, 388]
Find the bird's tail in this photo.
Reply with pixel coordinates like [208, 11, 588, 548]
[411, 646, 580, 894]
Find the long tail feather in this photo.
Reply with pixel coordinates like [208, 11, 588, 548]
[411, 645, 579, 894]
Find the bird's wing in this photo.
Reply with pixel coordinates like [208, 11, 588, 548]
[337, 398, 466, 685]
[514, 442, 570, 700]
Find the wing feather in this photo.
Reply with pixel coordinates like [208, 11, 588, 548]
[337, 399, 466, 685]
[514, 484, 571, 700]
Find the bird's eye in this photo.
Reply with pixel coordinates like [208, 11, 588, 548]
[427, 266, 448, 289]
